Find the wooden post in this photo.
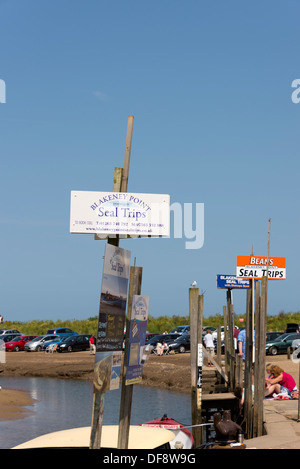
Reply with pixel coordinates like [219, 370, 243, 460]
[89, 168, 123, 449]
[90, 116, 134, 449]
[223, 305, 229, 382]
[121, 116, 134, 193]
[236, 355, 243, 388]
[244, 282, 254, 439]
[265, 218, 271, 313]
[196, 294, 204, 443]
[89, 392, 105, 449]
[216, 324, 222, 384]
[259, 277, 267, 432]
[253, 279, 265, 437]
[190, 288, 203, 447]
[227, 290, 235, 391]
[118, 266, 143, 449]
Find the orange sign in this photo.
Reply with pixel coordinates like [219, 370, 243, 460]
[236, 255, 286, 280]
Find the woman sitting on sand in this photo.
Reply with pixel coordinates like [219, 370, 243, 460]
[265, 365, 297, 398]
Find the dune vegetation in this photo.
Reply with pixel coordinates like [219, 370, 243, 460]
[2, 311, 300, 336]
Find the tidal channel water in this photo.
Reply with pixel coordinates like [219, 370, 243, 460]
[0, 377, 191, 449]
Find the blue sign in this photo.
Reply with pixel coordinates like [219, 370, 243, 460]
[216, 274, 250, 289]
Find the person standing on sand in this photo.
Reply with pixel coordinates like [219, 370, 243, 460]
[237, 327, 255, 361]
[89, 335, 96, 355]
[203, 329, 215, 367]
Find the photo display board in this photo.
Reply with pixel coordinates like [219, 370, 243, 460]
[93, 243, 130, 393]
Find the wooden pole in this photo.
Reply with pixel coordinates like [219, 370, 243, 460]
[90, 116, 134, 449]
[190, 288, 199, 388]
[253, 279, 265, 437]
[190, 287, 203, 447]
[226, 290, 235, 391]
[196, 294, 204, 446]
[236, 355, 243, 388]
[89, 168, 123, 449]
[265, 218, 271, 311]
[244, 282, 254, 439]
[121, 115, 134, 193]
[118, 266, 143, 449]
[223, 305, 229, 381]
[216, 324, 222, 384]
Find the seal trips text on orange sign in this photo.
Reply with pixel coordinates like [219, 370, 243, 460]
[236, 255, 286, 280]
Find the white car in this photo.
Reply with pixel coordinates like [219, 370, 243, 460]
[0, 329, 21, 335]
[212, 327, 225, 341]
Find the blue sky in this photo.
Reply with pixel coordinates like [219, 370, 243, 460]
[0, 0, 299, 322]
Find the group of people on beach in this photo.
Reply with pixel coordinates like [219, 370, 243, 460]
[265, 363, 298, 399]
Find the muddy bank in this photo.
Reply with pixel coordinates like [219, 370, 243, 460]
[0, 350, 192, 393]
[0, 388, 36, 421]
[1, 350, 298, 392]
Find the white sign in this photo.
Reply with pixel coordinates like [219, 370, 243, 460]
[236, 255, 286, 280]
[70, 191, 170, 237]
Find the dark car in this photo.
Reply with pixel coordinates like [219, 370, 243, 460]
[265, 333, 300, 355]
[41, 335, 72, 351]
[147, 334, 179, 353]
[168, 335, 191, 353]
[266, 332, 284, 342]
[285, 324, 300, 333]
[145, 333, 159, 343]
[56, 334, 91, 352]
[214, 339, 225, 355]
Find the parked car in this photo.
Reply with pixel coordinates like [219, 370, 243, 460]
[56, 334, 91, 352]
[0, 329, 21, 335]
[42, 335, 72, 351]
[170, 325, 190, 335]
[202, 326, 216, 338]
[5, 335, 38, 352]
[146, 334, 179, 353]
[0, 333, 23, 343]
[145, 333, 159, 343]
[214, 339, 225, 354]
[24, 335, 59, 352]
[265, 333, 300, 355]
[212, 327, 225, 341]
[266, 332, 284, 342]
[168, 335, 191, 353]
[46, 328, 78, 337]
[285, 323, 300, 333]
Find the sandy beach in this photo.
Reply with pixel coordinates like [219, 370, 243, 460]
[0, 388, 36, 421]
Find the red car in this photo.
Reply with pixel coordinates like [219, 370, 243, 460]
[5, 335, 38, 352]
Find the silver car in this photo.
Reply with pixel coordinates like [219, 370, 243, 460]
[24, 334, 59, 352]
[0, 329, 21, 335]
